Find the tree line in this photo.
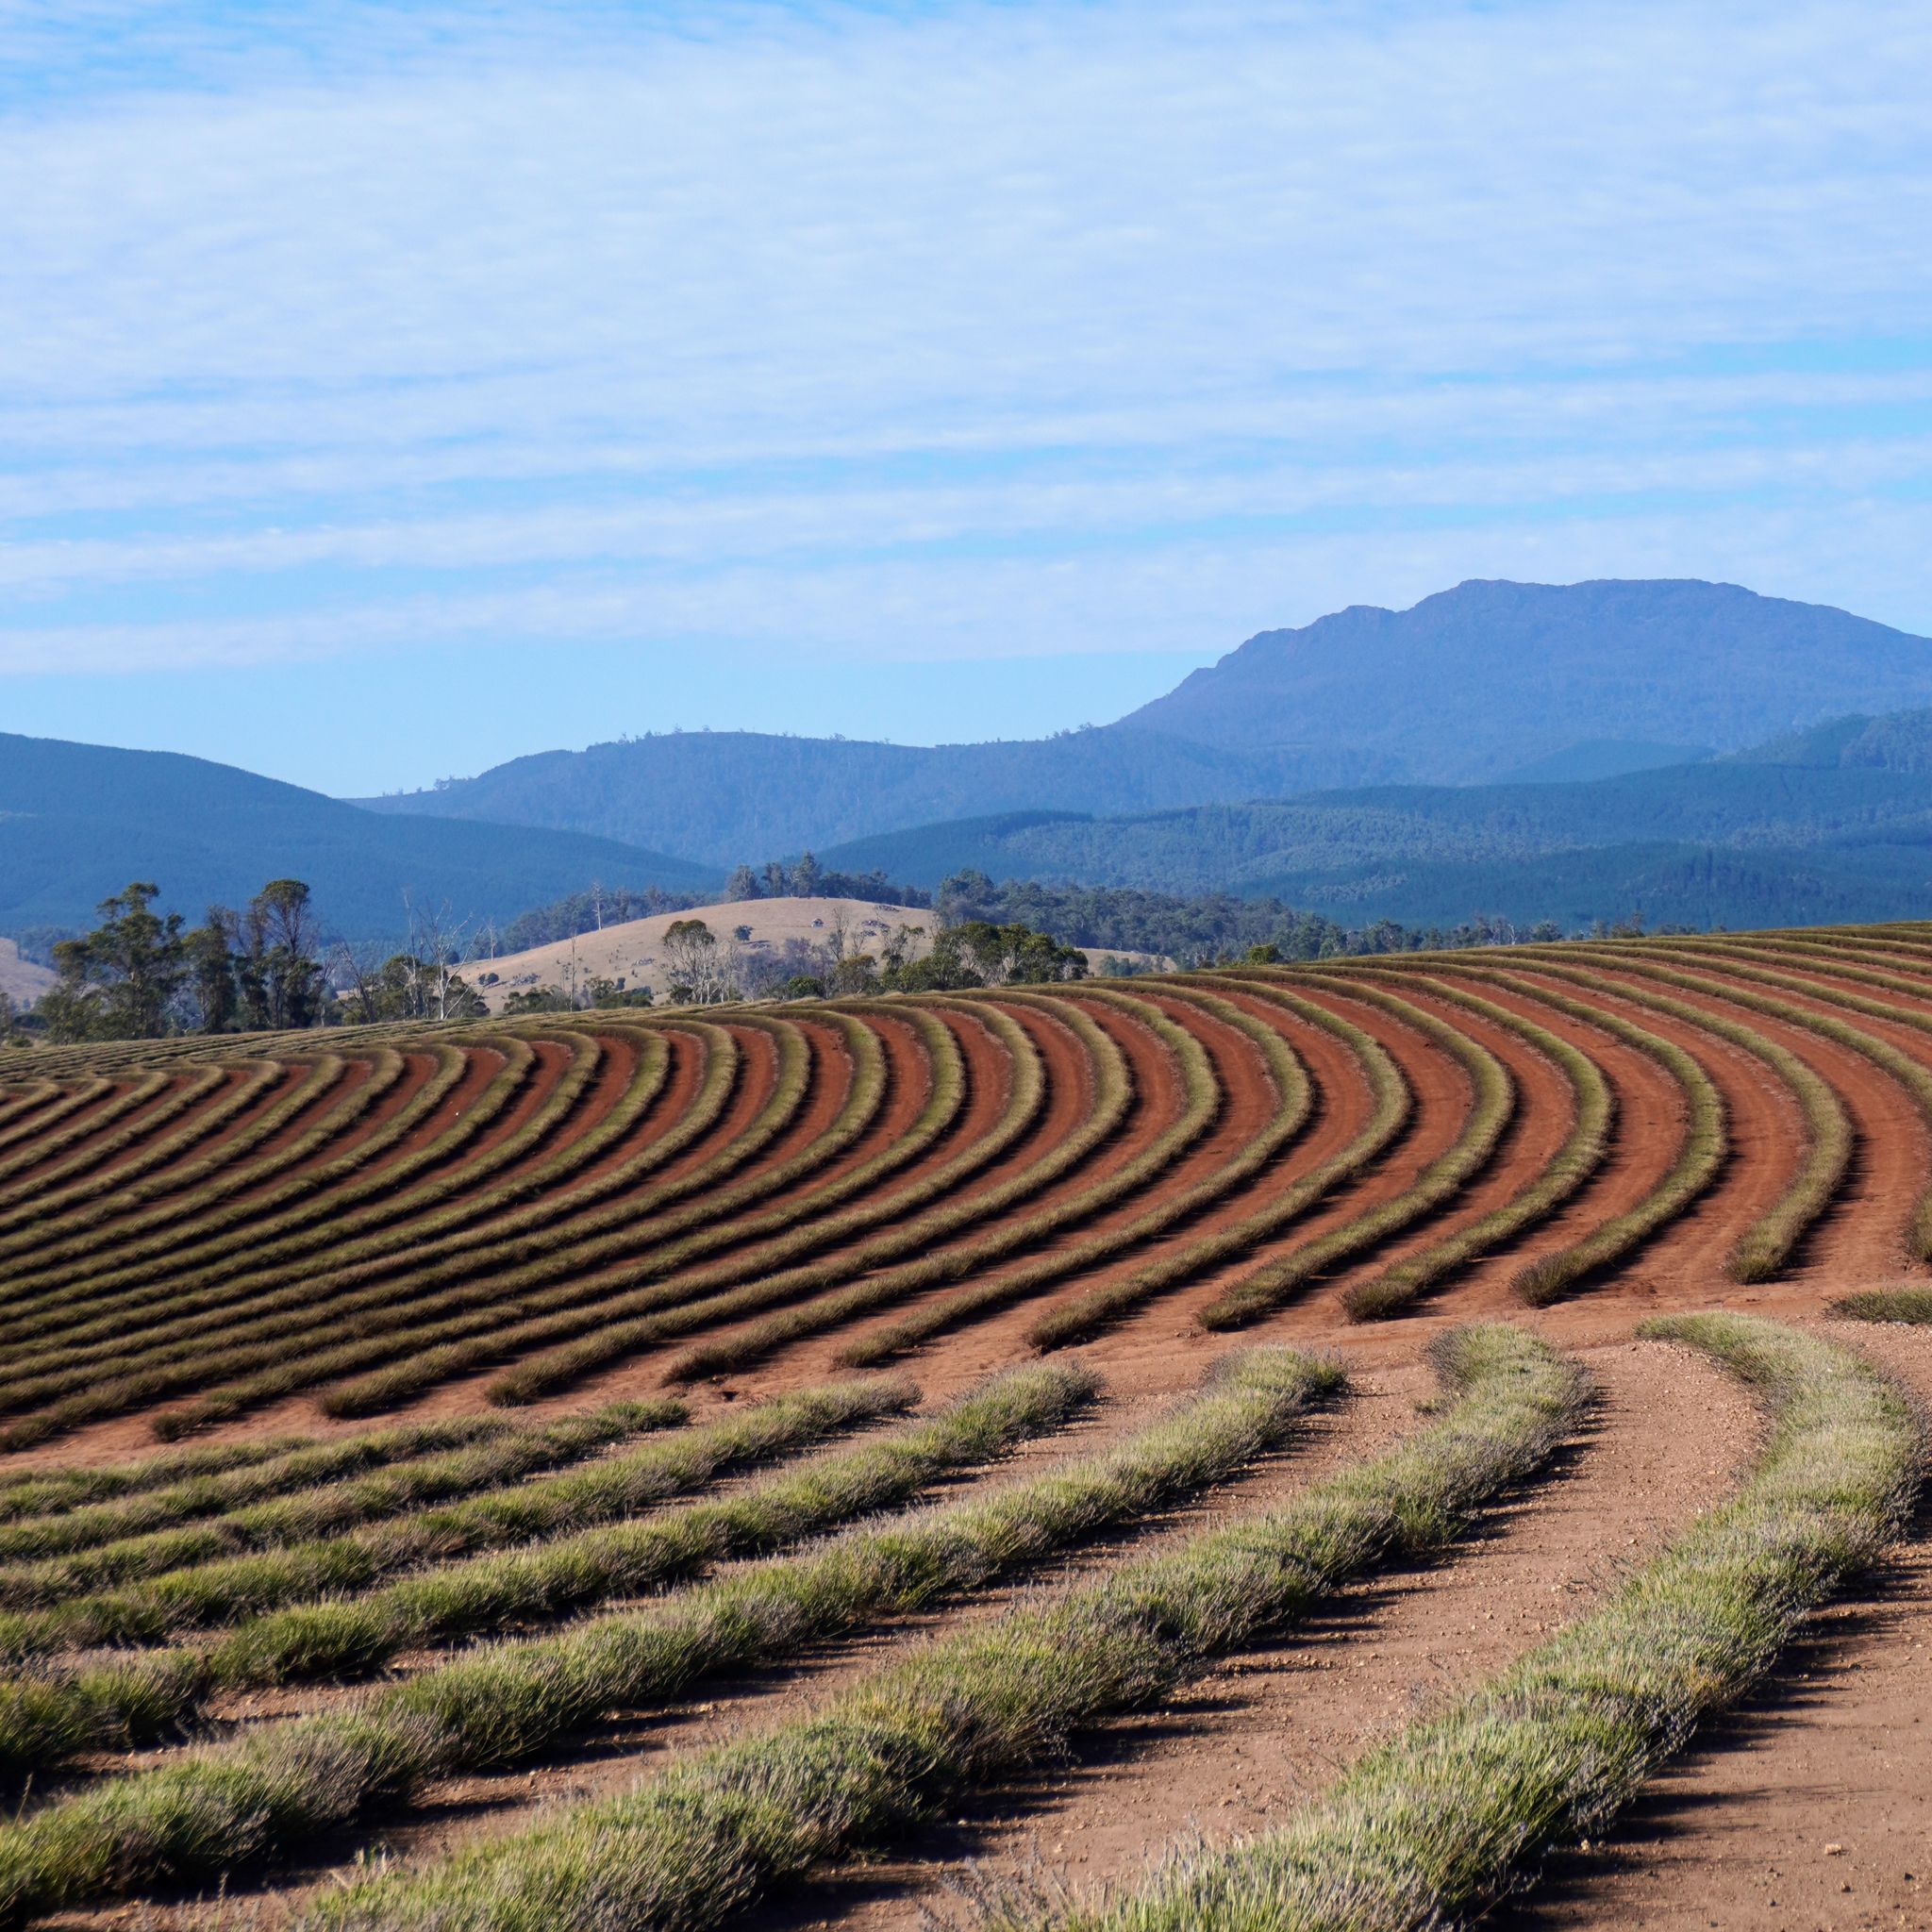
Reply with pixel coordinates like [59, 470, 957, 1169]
[10, 879, 503, 1044]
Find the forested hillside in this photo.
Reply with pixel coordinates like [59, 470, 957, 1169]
[822, 741, 1932, 928]
[0, 735, 718, 942]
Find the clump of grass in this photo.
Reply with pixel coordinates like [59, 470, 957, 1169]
[0, 1360, 1109, 1903]
[1831, 1284, 1932, 1323]
[295, 1325, 1584, 1932]
[0, 1380, 904, 1658]
[984, 1312, 1919, 1932]
[1196, 977, 1515, 1329]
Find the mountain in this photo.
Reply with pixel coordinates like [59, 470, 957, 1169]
[816, 722, 1932, 929]
[0, 734, 719, 943]
[356, 728, 1358, 870]
[1124, 578, 1932, 781]
[359, 580, 1932, 857]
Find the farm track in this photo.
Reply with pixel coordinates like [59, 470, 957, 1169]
[5, 926, 1932, 1932]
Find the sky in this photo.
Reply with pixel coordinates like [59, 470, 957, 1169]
[1, 0, 1929, 797]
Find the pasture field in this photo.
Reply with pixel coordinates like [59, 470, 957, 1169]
[3, 924, 1932, 1931]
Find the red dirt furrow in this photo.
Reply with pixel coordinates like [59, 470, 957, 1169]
[725, 1013, 927, 1220]
[702, 1018, 857, 1196]
[228, 1049, 445, 1196]
[1585, 960, 1930, 1287]
[391, 1044, 512, 1158]
[1401, 972, 1691, 1323]
[117, 1058, 320, 1191]
[245, 1054, 375, 1161]
[1096, 980, 1474, 1343]
[703, 989, 1221, 1398]
[521, 1024, 709, 1194]
[0, 1067, 242, 1201]
[456, 1031, 641, 1191]
[785, 989, 1282, 1389]
[1312, 975, 1579, 1309]
[0, 1074, 192, 1194]
[487, 999, 1125, 1416]
[877, 980, 1465, 1407]
[1507, 966, 1803, 1289]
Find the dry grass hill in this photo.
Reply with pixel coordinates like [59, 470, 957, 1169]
[0, 941, 53, 1008]
[0, 923, 1929, 1932]
[468, 895, 1162, 1009]
[468, 895, 931, 1009]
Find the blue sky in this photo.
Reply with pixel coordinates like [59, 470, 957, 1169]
[2, 0, 1929, 796]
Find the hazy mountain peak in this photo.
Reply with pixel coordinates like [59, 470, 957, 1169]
[1122, 577, 1930, 779]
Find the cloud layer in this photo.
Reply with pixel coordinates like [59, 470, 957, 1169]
[2, 0, 1929, 785]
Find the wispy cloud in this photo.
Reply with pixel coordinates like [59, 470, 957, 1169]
[2, 0, 1928, 779]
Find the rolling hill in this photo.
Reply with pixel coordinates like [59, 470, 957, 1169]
[0, 733, 720, 944]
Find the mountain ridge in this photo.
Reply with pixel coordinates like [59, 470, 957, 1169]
[360, 578, 1932, 857]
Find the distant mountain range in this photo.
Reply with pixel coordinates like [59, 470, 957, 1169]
[8, 577, 1932, 945]
[361, 579, 1932, 861]
[0, 735, 718, 944]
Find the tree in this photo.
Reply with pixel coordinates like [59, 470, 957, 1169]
[791, 851, 822, 899]
[762, 860, 788, 897]
[42, 882, 186, 1041]
[660, 918, 726, 1004]
[725, 865, 761, 902]
[231, 880, 325, 1031]
[183, 914, 240, 1033]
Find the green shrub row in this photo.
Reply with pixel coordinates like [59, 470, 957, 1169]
[1338, 972, 1614, 1319]
[856, 981, 1368, 1363]
[0, 1401, 681, 1607]
[1193, 974, 1516, 1329]
[300, 1324, 1585, 1932]
[1006, 1313, 1918, 1932]
[1485, 954, 1853, 1282]
[0, 1380, 903, 1657]
[0, 1361, 1100, 1785]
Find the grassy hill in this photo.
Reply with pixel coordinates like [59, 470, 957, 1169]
[0, 734, 720, 944]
